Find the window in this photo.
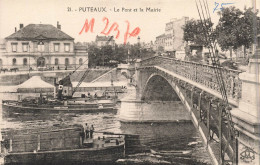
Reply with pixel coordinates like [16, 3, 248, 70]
[23, 58, 28, 66]
[22, 43, 29, 52]
[54, 43, 60, 52]
[12, 58, 16, 66]
[55, 58, 59, 65]
[79, 58, 83, 65]
[11, 43, 17, 52]
[65, 58, 69, 66]
[64, 43, 70, 52]
[37, 42, 45, 52]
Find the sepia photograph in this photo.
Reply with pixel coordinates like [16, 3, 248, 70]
[0, 0, 259, 164]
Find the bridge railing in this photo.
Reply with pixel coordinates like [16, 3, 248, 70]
[140, 56, 242, 100]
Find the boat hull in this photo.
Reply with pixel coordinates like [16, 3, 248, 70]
[5, 144, 124, 165]
[2, 103, 117, 115]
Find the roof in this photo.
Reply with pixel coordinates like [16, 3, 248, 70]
[0, 38, 5, 49]
[95, 35, 114, 42]
[5, 24, 74, 40]
[18, 76, 54, 88]
[156, 34, 165, 39]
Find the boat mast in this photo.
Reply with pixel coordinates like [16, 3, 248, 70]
[57, 58, 88, 99]
[71, 36, 114, 97]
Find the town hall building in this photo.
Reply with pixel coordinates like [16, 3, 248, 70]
[0, 22, 88, 71]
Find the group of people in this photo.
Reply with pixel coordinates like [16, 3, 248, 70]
[83, 123, 94, 139]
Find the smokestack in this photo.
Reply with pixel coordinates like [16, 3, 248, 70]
[20, 24, 24, 29]
[15, 27, 17, 32]
[57, 21, 61, 30]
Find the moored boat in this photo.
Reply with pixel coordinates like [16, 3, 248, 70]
[2, 98, 118, 115]
[1, 125, 125, 165]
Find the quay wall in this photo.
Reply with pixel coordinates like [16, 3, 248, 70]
[0, 69, 110, 86]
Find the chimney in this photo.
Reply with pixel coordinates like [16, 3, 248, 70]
[57, 21, 61, 30]
[20, 24, 24, 29]
[15, 27, 17, 32]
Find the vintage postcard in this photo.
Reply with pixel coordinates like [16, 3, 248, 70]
[0, 0, 259, 164]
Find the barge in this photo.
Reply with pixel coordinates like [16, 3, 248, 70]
[1, 125, 125, 165]
[2, 98, 118, 114]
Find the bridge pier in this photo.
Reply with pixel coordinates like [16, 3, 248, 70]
[231, 58, 260, 164]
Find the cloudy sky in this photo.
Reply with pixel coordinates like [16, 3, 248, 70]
[0, 0, 257, 44]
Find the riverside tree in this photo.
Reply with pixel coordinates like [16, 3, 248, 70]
[216, 7, 259, 58]
[183, 19, 214, 62]
[183, 19, 214, 47]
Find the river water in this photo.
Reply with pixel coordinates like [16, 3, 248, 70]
[0, 88, 212, 165]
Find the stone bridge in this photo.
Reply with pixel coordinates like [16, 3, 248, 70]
[134, 56, 259, 165]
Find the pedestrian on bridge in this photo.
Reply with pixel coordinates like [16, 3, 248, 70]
[90, 125, 94, 138]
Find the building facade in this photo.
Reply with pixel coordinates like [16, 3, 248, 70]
[155, 17, 189, 57]
[95, 35, 115, 47]
[155, 34, 165, 52]
[0, 22, 88, 71]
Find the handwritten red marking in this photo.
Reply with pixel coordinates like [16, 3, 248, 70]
[79, 18, 140, 45]
[101, 17, 109, 35]
[124, 21, 141, 44]
[79, 18, 95, 34]
[101, 17, 120, 39]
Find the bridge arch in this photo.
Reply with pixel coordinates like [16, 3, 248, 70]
[142, 73, 181, 102]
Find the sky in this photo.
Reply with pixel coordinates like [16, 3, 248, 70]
[0, 0, 258, 44]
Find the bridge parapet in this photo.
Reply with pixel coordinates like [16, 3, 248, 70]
[140, 56, 243, 101]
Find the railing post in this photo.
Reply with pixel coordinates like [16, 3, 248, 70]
[198, 91, 204, 121]
[195, 64, 197, 82]
[191, 86, 195, 107]
[218, 102, 223, 164]
[9, 139, 12, 152]
[207, 98, 211, 146]
[37, 134, 40, 151]
[235, 137, 238, 165]
[24, 139, 26, 151]
[230, 76, 235, 98]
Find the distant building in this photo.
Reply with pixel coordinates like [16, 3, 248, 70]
[155, 34, 165, 52]
[164, 21, 174, 52]
[155, 17, 189, 58]
[0, 39, 5, 67]
[95, 35, 115, 47]
[0, 22, 88, 70]
[141, 41, 155, 51]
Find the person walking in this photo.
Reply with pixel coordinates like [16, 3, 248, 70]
[83, 123, 90, 139]
[90, 125, 94, 138]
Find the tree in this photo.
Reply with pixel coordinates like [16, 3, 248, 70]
[216, 7, 243, 59]
[158, 46, 164, 52]
[88, 45, 101, 67]
[112, 44, 127, 63]
[216, 7, 259, 58]
[237, 8, 260, 57]
[183, 19, 214, 62]
[101, 45, 113, 65]
[183, 19, 214, 47]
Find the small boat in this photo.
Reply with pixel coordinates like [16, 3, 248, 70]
[1, 125, 125, 165]
[2, 98, 118, 114]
